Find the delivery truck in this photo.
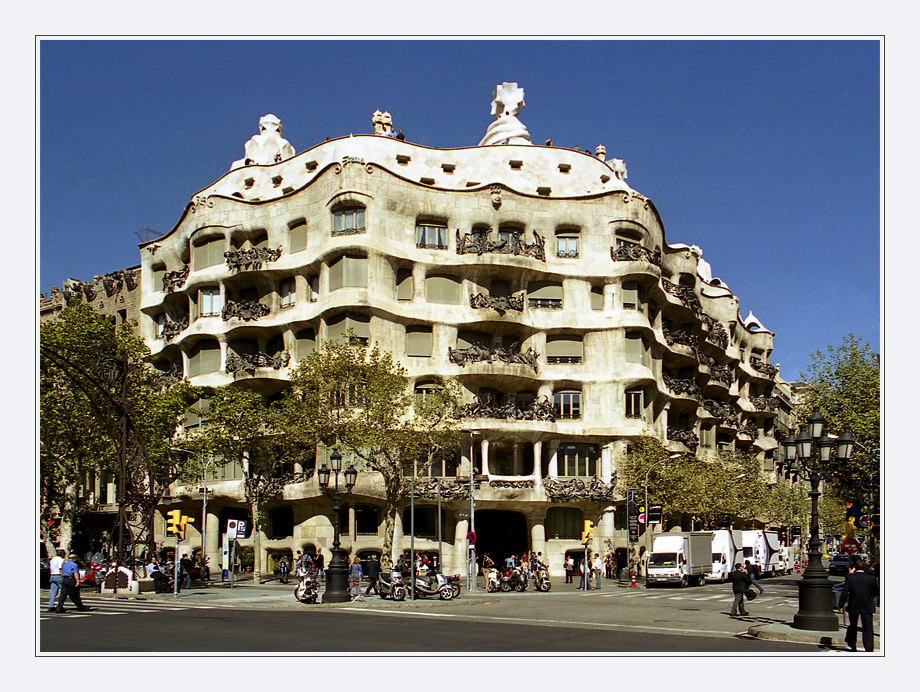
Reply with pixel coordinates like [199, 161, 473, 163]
[706, 529, 743, 583]
[646, 531, 711, 587]
[741, 530, 782, 577]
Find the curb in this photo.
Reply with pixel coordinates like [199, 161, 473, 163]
[748, 622, 880, 650]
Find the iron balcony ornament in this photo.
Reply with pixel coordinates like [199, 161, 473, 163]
[153, 362, 183, 389]
[224, 246, 282, 271]
[489, 480, 534, 489]
[448, 342, 539, 374]
[542, 477, 616, 504]
[706, 322, 729, 350]
[702, 398, 740, 426]
[469, 292, 525, 316]
[662, 373, 703, 401]
[463, 393, 557, 422]
[225, 350, 291, 375]
[102, 269, 138, 296]
[456, 227, 546, 261]
[662, 278, 706, 318]
[750, 359, 779, 379]
[668, 427, 700, 451]
[221, 300, 270, 322]
[401, 477, 470, 500]
[610, 244, 661, 266]
[162, 265, 190, 293]
[750, 395, 783, 412]
[160, 314, 189, 341]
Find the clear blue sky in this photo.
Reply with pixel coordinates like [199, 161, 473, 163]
[38, 39, 880, 380]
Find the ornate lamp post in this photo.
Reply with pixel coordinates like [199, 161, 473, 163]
[782, 406, 854, 631]
[317, 449, 358, 603]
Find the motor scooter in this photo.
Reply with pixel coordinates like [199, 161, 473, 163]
[445, 573, 462, 599]
[377, 569, 407, 601]
[410, 571, 454, 599]
[486, 568, 501, 592]
[500, 566, 527, 592]
[294, 566, 320, 603]
[532, 563, 551, 591]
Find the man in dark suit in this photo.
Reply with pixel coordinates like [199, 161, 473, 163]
[729, 563, 752, 617]
[837, 558, 879, 651]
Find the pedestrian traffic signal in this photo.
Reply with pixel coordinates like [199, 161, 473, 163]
[582, 520, 594, 544]
[166, 509, 193, 540]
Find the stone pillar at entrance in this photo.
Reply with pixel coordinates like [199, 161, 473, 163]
[455, 518, 470, 580]
[393, 509, 404, 563]
[481, 438, 491, 479]
[533, 440, 543, 491]
[530, 518, 546, 568]
[548, 440, 560, 477]
[205, 509, 221, 575]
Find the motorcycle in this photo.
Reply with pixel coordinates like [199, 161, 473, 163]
[294, 566, 320, 604]
[78, 561, 104, 590]
[409, 571, 454, 600]
[532, 563, 551, 592]
[486, 568, 501, 592]
[445, 573, 462, 599]
[499, 566, 527, 592]
[377, 570, 407, 601]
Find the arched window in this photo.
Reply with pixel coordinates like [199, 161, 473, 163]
[269, 507, 294, 539]
[326, 313, 371, 346]
[296, 328, 316, 360]
[332, 206, 366, 236]
[191, 235, 225, 271]
[187, 339, 220, 376]
[425, 275, 462, 304]
[328, 255, 367, 290]
[355, 504, 380, 536]
[556, 230, 579, 258]
[288, 218, 307, 253]
[558, 443, 599, 477]
[406, 325, 433, 357]
[416, 222, 448, 249]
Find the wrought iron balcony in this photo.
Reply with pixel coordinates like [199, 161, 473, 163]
[542, 477, 617, 503]
[663, 373, 703, 400]
[706, 322, 729, 350]
[162, 265, 190, 293]
[447, 342, 540, 373]
[750, 359, 779, 379]
[463, 394, 557, 421]
[702, 398, 740, 426]
[662, 278, 705, 317]
[667, 427, 700, 451]
[469, 292, 525, 316]
[610, 244, 661, 266]
[663, 323, 699, 350]
[750, 395, 783, 412]
[221, 300, 270, 322]
[160, 315, 189, 341]
[456, 227, 546, 261]
[224, 246, 282, 271]
[225, 350, 291, 375]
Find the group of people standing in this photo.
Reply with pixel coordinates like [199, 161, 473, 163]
[562, 552, 617, 589]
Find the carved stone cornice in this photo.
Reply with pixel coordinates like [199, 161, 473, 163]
[448, 342, 539, 374]
[222, 300, 270, 322]
[543, 477, 617, 503]
[163, 265, 190, 293]
[160, 315, 189, 341]
[226, 350, 290, 375]
[610, 244, 661, 266]
[102, 269, 138, 296]
[469, 292, 525, 316]
[456, 227, 546, 261]
[702, 398, 739, 426]
[63, 281, 96, 302]
[667, 427, 700, 451]
[663, 373, 702, 400]
[224, 246, 282, 271]
[463, 393, 556, 422]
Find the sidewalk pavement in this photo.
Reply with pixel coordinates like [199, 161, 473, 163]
[747, 618, 881, 651]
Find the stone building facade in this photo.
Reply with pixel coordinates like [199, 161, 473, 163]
[124, 85, 785, 576]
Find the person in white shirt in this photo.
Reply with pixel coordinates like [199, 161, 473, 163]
[46, 549, 65, 612]
[592, 553, 603, 590]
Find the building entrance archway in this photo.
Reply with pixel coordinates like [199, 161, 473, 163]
[474, 510, 528, 566]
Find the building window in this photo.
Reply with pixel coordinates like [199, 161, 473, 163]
[700, 425, 714, 448]
[296, 328, 316, 361]
[621, 281, 645, 312]
[590, 286, 604, 311]
[308, 275, 319, 302]
[155, 312, 168, 338]
[280, 277, 296, 308]
[416, 223, 448, 249]
[191, 236, 225, 271]
[558, 443, 599, 477]
[198, 286, 222, 317]
[332, 207, 366, 236]
[183, 397, 211, 430]
[355, 504, 380, 536]
[327, 313, 370, 346]
[625, 332, 647, 364]
[269, 507, 294, 539]
[428, 452, 459, 477]
[151, 263, 166, 291]
[288, 219, 307, 253]
[406, 325, 433, 357]
[546, 335, 583, 364]
[425, 275, 462, 304]
[396, 268, 414, 301]
[187, 340, 221, 376]
[625, 388, 645, 419]
[554, 390, 582, 419]
[527, 281, 563, 309]
[328, 255, 368, 291]
[545, 507, 583, 539]
[556, 233, 579, 258]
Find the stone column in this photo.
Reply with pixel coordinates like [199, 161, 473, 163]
[481, 438, 491, 479]
[513, 442, 523, 476]
[548, 440, 560, 478]
[533, 440, 543, 492]
[601, 444, 612, 480]
[455, 517, 470, 580]
[530, 516, 546, 565]
[393, 509, 404, 563]
[205, 509, 221, 575]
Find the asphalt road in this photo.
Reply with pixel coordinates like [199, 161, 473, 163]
[39, 576, 840, 654]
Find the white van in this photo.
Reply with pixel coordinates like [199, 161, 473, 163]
[706, 529, 743, 582]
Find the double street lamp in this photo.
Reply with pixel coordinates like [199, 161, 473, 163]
[782, 406, 854, 631]
[317, 449, 358, 603]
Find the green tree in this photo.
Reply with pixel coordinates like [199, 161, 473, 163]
[279, 338, 462, 569]
[40, 301, 199, 557]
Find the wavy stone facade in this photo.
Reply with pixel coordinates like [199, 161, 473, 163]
[140, 104, 782, 577]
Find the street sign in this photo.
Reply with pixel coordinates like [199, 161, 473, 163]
[236, 520, 247, 536]
[467, 531, 476, 545]
[627, 488, 639, 544]
[226, 519, 239, 539]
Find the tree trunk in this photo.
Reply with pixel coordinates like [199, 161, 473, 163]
[381, 498, 398, 571]
[251, 498, 262, 583]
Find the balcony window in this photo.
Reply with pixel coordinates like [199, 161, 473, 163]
[406, 325, 433, 357]
[332, 207, 366, 236]
[416, 223, 448, 249]
[198, 286, 222, 318]
[546, 335, 583, 364]
[558, 443, 598, 477]
[355, 504, 380, 536]
[280, 277, 296, 308]
[545, 507, 583, 539]
[621, 281, 646, 312]
[308, 274, 319, 302]
[425, 275, 462, 304]
[288, 218, 307, 253]
[625, 332, 647, 364]
[187, 339, 221, 376]
[328, 255, 368, 291]
[553, 390, 582, 419]
[556, 234, 579, 258]
[151, 263, 166, 292]
[396, 268, 414, 301]
[296, 328, 316, 361]
[527, 281, 563, 309]
[191, 236, 225, 271]
[625, 388, 645, 419]
[590, 286, 604, 311]
[327, 313, 370, 346]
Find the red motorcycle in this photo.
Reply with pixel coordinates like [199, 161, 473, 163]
[78, 561, 104, 591]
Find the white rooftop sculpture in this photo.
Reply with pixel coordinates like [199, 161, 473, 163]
[479, 82, 532, 146]
[230, 114, 296, 170]
[744, 310, 769, 332]
[372, 110, 396, 137]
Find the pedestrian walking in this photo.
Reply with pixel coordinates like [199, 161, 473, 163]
[837, 558, 879, 652]
[349, 557, 364, 599]
[56, 553, 91, 613]
[744, 560, 764, 594]
[364, 554, 381, 595]
[729, 563, 752, 617]
[565, 555, 574, 583]
[46, 549, 65, 612]
[315, 550, 325, 581]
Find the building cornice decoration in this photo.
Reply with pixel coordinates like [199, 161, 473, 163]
[163, 265, 190, 293]
[668, 427, 700, 451]
[456, 227, 546, 261]
[190, 195, 215, 213]
[448, 342, 539, 373]
[663, 373, 702, 400]
[160, 315, 189, 341]
[543, 477, 616, 503]
[221, 300, 270, 322]
[463, 393, 556, 422]
[226, 350, 290, 375]
[224, 247, 282, 271]
[702, 398, 740, 426]
[102, 269, 138, 296]
[490, 480, 534, 489]
[610, 244, 661, 266]
[469, 292, 525, 316]
[63, 281, 96, 302]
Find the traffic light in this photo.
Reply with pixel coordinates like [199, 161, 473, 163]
[581, 520, 594, 544]
[166, 509, 193, 540]
[778, 526, 788, 543]
[871, 513, 880, 538]
[858, 504, 870, 529]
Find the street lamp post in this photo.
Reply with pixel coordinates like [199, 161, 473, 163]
[782, 406, 854, 631]
[317, 449, 358, 603]
[644, 453, 682, 570]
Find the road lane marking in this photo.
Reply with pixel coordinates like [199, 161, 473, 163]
[341, 608, 456, 618]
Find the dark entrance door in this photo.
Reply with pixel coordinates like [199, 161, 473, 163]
[474, 510, 528, 566]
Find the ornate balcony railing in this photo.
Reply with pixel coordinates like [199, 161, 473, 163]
[463, 394, 556, 422]
[401, 477, 470, 500]
[610, 244, 661, 266]
[706, 322, 729, 350]
[750, 395, 783, 412]
[456, 227, 546, 261]
[663, 373, 703, 400]
[160, 315, 188, 341]
[702, 398, 740, 426]
[667, 427, 700, 451]
[709, 363, 735, 386]
[221, 300, 270, 322]
[224, 246, 282, 271]
[750, 359, 779, 379]
[663, 323, 699, 350]
[163, 265, 190, 293]
[738, 421, 760, 438]
[490, 480, 535, 489]
[543, 477, 617, 503]
[662, 278, 705, 317]
[226, 350, 290, 375]
[448, 342, 539, 374]
[153, 362, 183, 389]
[469, 292, 525, 316]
